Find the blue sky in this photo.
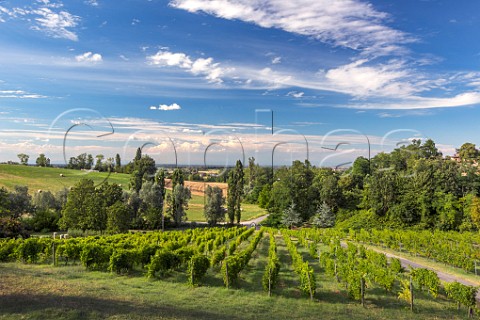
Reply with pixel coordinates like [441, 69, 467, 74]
[1, 0, 480, 167]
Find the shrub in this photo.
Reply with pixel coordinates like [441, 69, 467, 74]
[187, 254, 210, 286]
[108, 249, 138, 274]
[80, 243, 111, 271]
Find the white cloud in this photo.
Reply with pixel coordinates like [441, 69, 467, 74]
[32, 7, 80, 41]
[85, 0, 99, 6]
[147, 50, 230, 83]
[0, 90, 48, 99]
[348, 92, 480, 110]
[156, 103, 182, 111]
[75, 52, 103, 63]
[287, 91, 304, 98]
[271, 56, 281, 64]
[169, 0, 413, 56]
[323, 59, 419, 97]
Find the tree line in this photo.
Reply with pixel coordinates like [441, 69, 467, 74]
[247, 139, 480, 231]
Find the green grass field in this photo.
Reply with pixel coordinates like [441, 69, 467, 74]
[0, 232, 469, 320]
[182, 190, 265, 222]
[0, 164, 265, 223]
[0, 164, 131, 193]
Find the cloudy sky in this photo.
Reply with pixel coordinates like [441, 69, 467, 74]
[1, 0, 480, 167]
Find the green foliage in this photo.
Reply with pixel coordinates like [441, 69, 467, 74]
[311, 202, 335, 228]
[397, 279, 412, 305]
[35, 153, 50, 167]
[16, 238, 43, 263]
[0, 239, 17, 262]
[129, 155, 156, 192]
[187, 254, 210, 286]
[139, 180, 164, 229]
[167, 184, 191, 226]
[227, 160, 245, 224]
[204, 185, 226, 226]
[108, 249, 138, 274]
[222, 229, 264, 287]
[80, 243, 111, 271]
[411, 268, 440, 298]
[282, 231, 316, 298]
[299, 262, 316, 298]
[60, 179, 108, 231]
[444, 281, 478, 311]
[262, 233, 280, 294]
[389, 258, 404, 274]
[147, 250, 180, 278]
[281, 203, 302, 228]
[107, 202, 131, 234]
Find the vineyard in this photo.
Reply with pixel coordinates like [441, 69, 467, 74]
[1, 227, 479, 319]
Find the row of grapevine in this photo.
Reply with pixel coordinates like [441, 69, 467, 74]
[0, 227, 246, 274]
[221, 228, 265, 288]
[290, 228, 478, 317]
[351, 228, 480, 273]
[319, 240, 400, 304]
[281, 230, 316, 300]
[262, 231, 280, 296]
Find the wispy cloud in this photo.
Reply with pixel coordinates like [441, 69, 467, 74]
[85, 0, 99, 7]
[147, 50, 231, 84]
[321, 59, 421, 98]
[0, 90, 48, 99]
[31, 7, 80, 41]
[271, 56, 281, 64]
[287, 91, 304, 98]
[75, 52, 103, 63]
[0, 2, 80, 41]
[349, 92, 480, 110]
[169, 0, 414, 57]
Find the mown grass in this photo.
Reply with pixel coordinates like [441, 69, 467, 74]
[0, 164, 130, 193]
[0, 231, 473, 320]
[185, 194, 266, 222]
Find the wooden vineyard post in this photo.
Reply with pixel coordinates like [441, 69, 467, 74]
[361, 277, 365, 307]
[334, 260, 339, 282]
[225, 261, 229, 289]
[409, 275, 414, 311]
[52, 242, 56, 266]
[190, 257, 194, 286]
[268, 268, 272, 297]
[307, 270, 313, 301]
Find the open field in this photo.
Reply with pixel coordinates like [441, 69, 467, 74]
[183, 191, 266, 222]
[0, 164, 265, 223]
[0, 164, 131, 193]
[0, 231, 474, 320]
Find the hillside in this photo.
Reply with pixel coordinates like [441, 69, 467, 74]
[0, 164, 130, 193]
